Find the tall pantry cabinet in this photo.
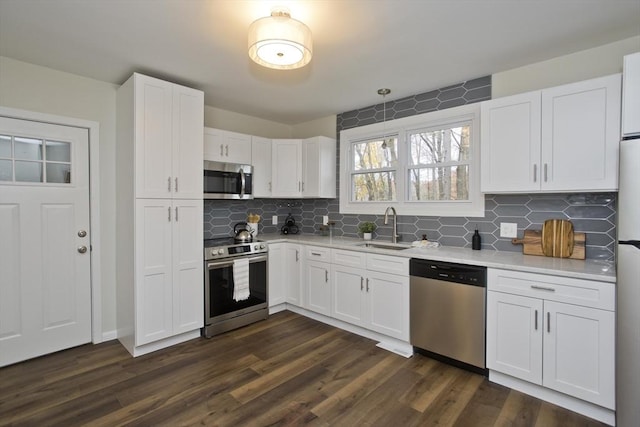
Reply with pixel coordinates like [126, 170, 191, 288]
[116, 73, 204, 357]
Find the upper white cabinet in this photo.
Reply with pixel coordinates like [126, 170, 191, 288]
[481, 74, 621, 193]
[271, 137, 336, 198]
[622, 52, 640, 137]
[251, 136, 272, 197]
[123, 73, 204, 199]
[204, 127, 252, 165]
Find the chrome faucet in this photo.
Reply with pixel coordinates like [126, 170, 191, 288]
[384, 206, 400, 243]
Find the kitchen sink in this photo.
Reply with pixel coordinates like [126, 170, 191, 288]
[356, 242, 412, 251]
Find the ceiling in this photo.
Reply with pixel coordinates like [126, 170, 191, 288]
[1, 0, 639, 125]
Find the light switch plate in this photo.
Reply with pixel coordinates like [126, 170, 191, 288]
[500, 222, 518, 238]
[272, 215, 278, 225]
[323, 215, 329, 225]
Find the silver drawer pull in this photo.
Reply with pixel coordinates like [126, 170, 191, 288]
[531, 285, 556, 292]
[311, 252, 322, 256]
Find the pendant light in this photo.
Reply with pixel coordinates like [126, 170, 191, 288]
[378, 88, 391, 149]
[248, 7, 313, 70]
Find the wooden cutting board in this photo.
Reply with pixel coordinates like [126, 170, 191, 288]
[542, 219, 574, 258]
[512, 229, 586, 260]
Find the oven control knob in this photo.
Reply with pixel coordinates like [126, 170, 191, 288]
[217, 249, 224, 255]
[260, 244, 266, 249]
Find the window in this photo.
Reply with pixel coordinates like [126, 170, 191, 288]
[340, 103, 483, 217]
[0, 134, 72, 184]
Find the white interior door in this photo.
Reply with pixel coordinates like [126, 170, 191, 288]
[0, 117, 91, 367]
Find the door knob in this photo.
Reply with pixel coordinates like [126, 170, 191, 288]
[77, 246, 87, 254]
[78, 230, 87, 238]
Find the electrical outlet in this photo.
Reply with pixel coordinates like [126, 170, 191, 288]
[272, 215, 278, 225]
[500, 222, 518, 238]
[323, 215, 329, 225]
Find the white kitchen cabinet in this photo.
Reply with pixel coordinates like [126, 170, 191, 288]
[251, 136, 272, 197]
[271, 137, 336, 198]
[622, 52, 640, 137]
[135, 199, 203, 346]
[204, 127, 252, 165]
[267, 242, 302, 308]
[123, 73, 203, 199]
[486, 268, 615, 410]
[285, 244, 302, 306]
[330, 249, 409, 341]
[305, 259, 332, 316]
[481, 74, 621, 193]
[116, 73, 204, 357]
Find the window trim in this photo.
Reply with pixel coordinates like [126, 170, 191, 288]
[339, 103, 484, 217]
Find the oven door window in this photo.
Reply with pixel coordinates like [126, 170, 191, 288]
[207, 259, 266, 318]
[204, 170, 253, 195]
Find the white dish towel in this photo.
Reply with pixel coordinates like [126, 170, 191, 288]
[233, 258, 250, 301]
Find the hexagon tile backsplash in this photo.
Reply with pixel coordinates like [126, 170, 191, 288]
[204, 192, 616, 261]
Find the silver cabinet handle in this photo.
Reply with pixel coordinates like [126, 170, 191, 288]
[220, 144, 224, 157]
[77, 246, 87, 254]
[268, 182, 272, 191]
[311, 252, 322, 256]
[535, 309, 538, 330]
[531, 285, 556, 292]
[366, 278, 370, 292]
[168, 207, 171, 222]
[168, 176, 171, 192]
[325, 269, 328, 282]
[298, 181, 301, 191]
[175, 207, 178, 222]
[295, 250, 299, 262]
[544, 163, 548, 182]
[302, 181, 305, 192]
[175, 177, 178, 192]
[225, 145, 229, 156]
[533, 164, 537, 183]
[360, 277, 364, 291]
[547, 312, 551, 333]
[78, 230, 87, 238]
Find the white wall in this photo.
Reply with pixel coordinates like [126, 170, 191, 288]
[291, 115, 337, 139]
[493, 36, 640, 98]
[0, 56, 119, 336]
[204, 105, 292, 138]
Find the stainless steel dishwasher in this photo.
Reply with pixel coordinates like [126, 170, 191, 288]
[410, 258, 487, 374]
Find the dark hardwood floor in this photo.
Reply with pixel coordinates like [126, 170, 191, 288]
[0, 311, 606, 426]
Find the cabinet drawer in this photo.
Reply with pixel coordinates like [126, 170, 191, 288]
[305, 245, 331, 262]
[366, 253, 409, 276]
[488, 269, 614, 310]
[332, 249, 366, 268]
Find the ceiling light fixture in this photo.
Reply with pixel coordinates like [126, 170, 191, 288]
[248, 7, 313, 70]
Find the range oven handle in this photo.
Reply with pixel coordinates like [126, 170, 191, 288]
[206, 254, 267, 269]
[239, 168, 246, 198]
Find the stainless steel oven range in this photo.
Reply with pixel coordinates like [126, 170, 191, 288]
[203, 238, 268, 338]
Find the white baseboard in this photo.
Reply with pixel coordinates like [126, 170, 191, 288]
[101, 330, 118, 342]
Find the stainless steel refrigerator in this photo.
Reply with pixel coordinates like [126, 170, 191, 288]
[616, 51, 640, 427]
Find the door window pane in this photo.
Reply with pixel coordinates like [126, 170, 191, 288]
[353, 171, 396, 201]
[14, 137, 43, 160]
[0, 159, 12, 181]
[45, 140, 71, 162]
[0, 135, 11, 158]
[46, 163, 71, 183]
[408, 165, 469, 201]
[15, 160, 43, 182]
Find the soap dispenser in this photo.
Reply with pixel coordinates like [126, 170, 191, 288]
[472, 226, 481, 250]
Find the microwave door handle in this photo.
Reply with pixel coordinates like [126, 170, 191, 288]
[239, 168, 246, 198]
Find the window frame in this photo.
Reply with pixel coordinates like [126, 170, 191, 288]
[339, 103, 484, 217]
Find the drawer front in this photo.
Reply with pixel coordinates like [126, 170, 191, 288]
[331, 249, 366, 268]
[488, 268, 614, 310]
[366, 253, 409, 276]
[305, 245, 331, 262]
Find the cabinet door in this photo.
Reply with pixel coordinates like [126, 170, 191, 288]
[135, 199, 173, 345]
[366, 270, 409, 341]
[272, 139, 302, 197]
[284, 244, 301, 306]
[172, 85, 204, 200]
[302, 136, 336, 198]
[480, 92, 541, 192]
[171, 200, 203, 334]
[305, 260, 331, 316]
[203, 127, 225, 162]
[252, 136, 272, 198]
[224, 131, 252, 164]
[541, 74, 620, 192]
[331, 264, 365, 326]
[134, 75, 173, 198]
[486, 291, 543, 384]
[267, 243, 286, 306]
[622, 52, 640, 136]
[543, 301, 615, 409]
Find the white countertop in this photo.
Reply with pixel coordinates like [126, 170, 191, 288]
[259, 233, 616, 283]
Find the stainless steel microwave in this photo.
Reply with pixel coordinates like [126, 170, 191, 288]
[203, 161, 253, 200]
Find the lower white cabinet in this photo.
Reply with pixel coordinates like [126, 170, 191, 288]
[486, 268, 615, 410]
[134, 198, 203, 346]
[267, 242, 301, 307]
[331, 249, 409, 341]
[305, 260, 332, 316]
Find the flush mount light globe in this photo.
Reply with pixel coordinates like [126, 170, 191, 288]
[248, 8, 312, 70]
